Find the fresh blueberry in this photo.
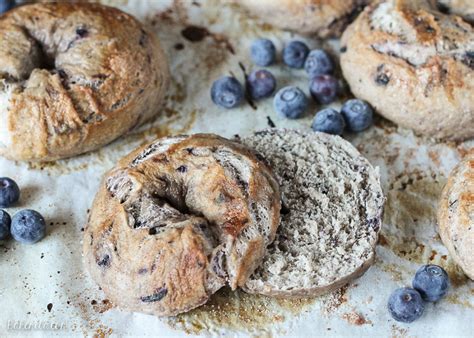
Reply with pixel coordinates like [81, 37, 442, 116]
[309, 75, 339, 104]
[273, 86, 308, 119]
[210, 76, 244, 108]
[250, 38, 276, 66]
[0, 177, 20, 207]
[0, 209, 11, 240]
[283, 41, 309, 68]
[246, 69, 276, 100]
[341, 99, 374, 132]
[388, 287, 425, 323]
[11, 209, 46, 244]
[0, 0, 14, 14]
[413, 264, 450, 302]
[312, 108, 345, 135]
[304, 49, 334, 78]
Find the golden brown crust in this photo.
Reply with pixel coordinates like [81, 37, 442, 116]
[83, 134, 280, 316]
[340, 0, 474, 140]
[438, 149, 474, 280]
[0, 3, 169, 161]
[239, 0, 370, 37]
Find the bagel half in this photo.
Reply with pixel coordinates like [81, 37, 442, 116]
[242, 129, 384, 298]
[0, 3, 169, 161]
[83, 134, 281, 316]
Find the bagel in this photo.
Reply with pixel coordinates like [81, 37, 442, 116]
[242, 129, 384, 297]
[438, 150, 474, 280]
[340, 0, 474, 140]
[0, 3, 169, 161]
[83, 134, 281, 316]
[238, 0, 370, 38]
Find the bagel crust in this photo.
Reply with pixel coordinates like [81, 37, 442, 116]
[83, 134, 281, 316]
[438, 150, 474, 280]
[0, 3, 169, 161]
[239, 0, 370, 37]
[340, 0, 474, 140]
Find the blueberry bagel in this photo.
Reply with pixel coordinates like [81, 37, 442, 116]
[83, 134, 280, 316]
[438, 150, 474, 280]
[239, 0, 370, 38]
[242, 129, 384, 298]
[0, 3, 169, 161]
[340, 0, 474, 140]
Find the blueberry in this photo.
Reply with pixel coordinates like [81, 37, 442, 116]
[341, 99, 374, 132]
[210, 76, 244, 108]
[309, 75, 339, 104]
[250, 38, 276, 66]
[413, 264, 450, 302]
[388, 287, 425, 323]
[273, 86, 308, 119]
[11, 209, 46, 244]
[312, 108, 345, 135]
[304, 49, 334, 78]
[283, 41, 309, 68]
[0, 0, 15, 14]
[246, 69, 276, 100]
[0, 209, 11, 240]
[0, 177, 20, 207]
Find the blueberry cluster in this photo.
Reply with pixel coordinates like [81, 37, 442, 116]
[0, 177, 46, 244]
[388, 264, 450, 323]
[210, 38, 374, 136]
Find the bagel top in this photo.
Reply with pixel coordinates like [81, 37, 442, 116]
[83, 134, 281, 316]
[0, 3, 169, 161]
[340, 0, 474, 140]
[438, 150, 474, 280]
[239, 0, 369, 37]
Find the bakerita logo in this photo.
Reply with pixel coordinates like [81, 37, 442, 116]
[6, 320, 67, 331]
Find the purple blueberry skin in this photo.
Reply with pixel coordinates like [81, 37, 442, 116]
[312, 108, 345, 135]
[250, 38, 276, 66]
[341, 99, 374, 132]
[11, 209, 46, 244]
[0, 0, 15, 14]
[304, 49, 334, 78]
[412, 265, 450, 302]
[0, 209, 11, 240]
[0, 177, 20, 208]
[388, 287, 425, 323]
[309, 75, 339, 104]
[283, 41, 310, 68]
[247, 69, 276, 100]
[210, 76, 244, 109]
[273, 86, 308, 119]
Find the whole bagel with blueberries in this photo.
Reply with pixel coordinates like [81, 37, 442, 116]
[83, 134, 281, 316]
[0, 2, 169, 161]
[239, 0, 370, 38]
[340, 0, 474, 140]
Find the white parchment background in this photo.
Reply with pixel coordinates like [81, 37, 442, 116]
[0, 1, 473, 336]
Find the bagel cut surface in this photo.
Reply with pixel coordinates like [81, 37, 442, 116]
[83, 134, 281, 316]
[0, 3, 169, 161]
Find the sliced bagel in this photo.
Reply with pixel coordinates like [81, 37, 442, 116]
[242, 129, 384, 298]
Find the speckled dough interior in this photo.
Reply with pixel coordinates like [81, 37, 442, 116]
[243, 129, 385, 297]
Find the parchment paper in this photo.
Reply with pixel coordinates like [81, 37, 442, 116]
[1, 1, 473, 336]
